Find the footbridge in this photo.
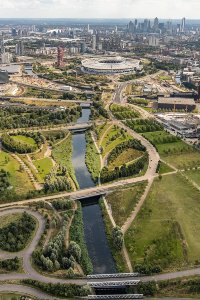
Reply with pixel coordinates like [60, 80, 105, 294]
[88, 280, 140, 288]
[87, 295, 143, 300]
[87, 273, 139, 279]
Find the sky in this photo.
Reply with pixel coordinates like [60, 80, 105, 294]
[0, 0, 200, 19]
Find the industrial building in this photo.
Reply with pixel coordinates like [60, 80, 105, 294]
[0, 70, 9, 84]
[157, 97, 196, 112]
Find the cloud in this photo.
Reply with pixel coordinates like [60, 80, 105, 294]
[0, 0, 199, 18]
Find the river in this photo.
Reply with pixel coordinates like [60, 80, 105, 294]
[71, 107, 116, 274]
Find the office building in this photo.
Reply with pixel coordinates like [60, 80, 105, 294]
[92, 35, 97, 51]
[15, 40, 24, 56]
[148, 35, 159, 47]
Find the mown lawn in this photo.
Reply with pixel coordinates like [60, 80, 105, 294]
[0, 151, 34, 195]
[33, 157, 53, 182]
[158, 161, 174, 174]
[106, 182, 147, 227]
[125, 174, 200, 272]
[164, 152, 200, 169]
[12, 135, 37, 147]
[185, 169, 200, 186]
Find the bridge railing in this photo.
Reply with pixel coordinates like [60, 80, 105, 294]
[88, 280, 140, 287]
[87, 295, 143, 299]
[87, 273, 139, 279]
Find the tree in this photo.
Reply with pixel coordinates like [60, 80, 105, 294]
[68, 242, 81, 263]
[112, 226, 124, 250]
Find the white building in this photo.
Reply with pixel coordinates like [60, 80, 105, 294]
[148, 35, 159, 47]
[1, 52, 12, 64]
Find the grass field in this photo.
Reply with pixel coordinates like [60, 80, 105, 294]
[12, 135, 37, 147]
[164, 152, 200, 169]
[85, 131, 101, 183]
[0, 213, 22, 229]
[106, 182, 147, 227]
[101, 126, 132, 157]
[33, 157, 53, 182]
[185, 169, 200, 186]
[52, 134, 78, 189]
[108, 148, 143, 170]
[125, 174, 200, 272]
[0, 151, 34, 195]
[158, 162, 174, 174]
[142, 130, 200, 169]
[96, 123, 112, 145]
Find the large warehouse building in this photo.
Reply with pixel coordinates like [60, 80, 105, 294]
[0, 70, 9, 84]
[82, 56, 141, 74]
[158, 97, 196, 112]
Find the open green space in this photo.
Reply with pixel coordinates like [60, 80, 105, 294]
[110, 104, 140, 120]
[0, 213, 23, 229]
[101, 126, 132, 157]
[164, 152, 200, 169]
[95, 122, 112, 143]
[33, 158, 53, 182]
[52, 134, 78, 189]
[0, 293, 38, 300]
[0, 151, 33, 196]
[85, 131, 101, 183]
[106, 182, 147, 227]
[158, 161, 174, 174]
[0, 212, 37, 252]
[125, 174, 200, 273]
[185, 169, 200, 186]
[99, 199, 129, 273]
[155, 276, 200, 298]
[12, 135, 37, 147]
[108, 148, 143, 170]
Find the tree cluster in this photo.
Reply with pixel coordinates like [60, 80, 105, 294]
[0, 105, 81, 129]
[22, 279, 90, 298]
[0, 257, 20, 271]
[107, 139, 145, 165]
[0, 212, 36, 252]
[0, 169, 10, 192]
[128, 97, 148, 106]
[52, 199, 73, 211]
[44, 165, 72, 193]
[112, 227, 124, 250]
[91, 99, 109, 120]
[1, 134, 37, 154]
[126, 119, 163, 133]
[110, 104, 139, 119]
[101, 154, 148, 183]
[70, 202, 93, 274]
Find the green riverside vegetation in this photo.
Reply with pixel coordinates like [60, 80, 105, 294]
[85, 131, 101, 183]
[70, 202, 93, 275]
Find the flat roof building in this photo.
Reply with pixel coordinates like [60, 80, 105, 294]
[158, 97, 196, 112]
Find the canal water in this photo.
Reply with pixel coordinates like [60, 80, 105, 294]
[71, 107, 116, 274]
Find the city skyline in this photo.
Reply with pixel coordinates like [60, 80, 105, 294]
[0, 0, 200, 19]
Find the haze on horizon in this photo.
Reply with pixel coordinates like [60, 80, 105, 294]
[0, 0, 199, 19]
